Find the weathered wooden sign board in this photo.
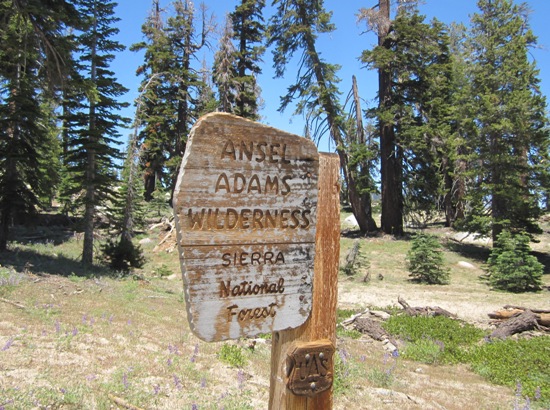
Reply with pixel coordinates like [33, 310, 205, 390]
[173, 113, 319, 342]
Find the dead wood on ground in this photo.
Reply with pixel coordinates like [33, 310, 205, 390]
[397, 296, 456, 318]
[489, 309, 542, 339]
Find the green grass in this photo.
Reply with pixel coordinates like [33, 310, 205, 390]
[383, 315, 486, 364]
[383, 314, 550, 405]
[467, 337, 550, 404]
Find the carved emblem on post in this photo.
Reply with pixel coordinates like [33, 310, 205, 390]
[286, 340, 335, 397]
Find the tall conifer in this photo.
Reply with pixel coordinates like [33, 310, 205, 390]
[231, 0, 265, 120]
[0, 0, 78, 250]
[465, 0, 549, 241]
[64, 0, 129, 264]
[269, 0, 377, 233]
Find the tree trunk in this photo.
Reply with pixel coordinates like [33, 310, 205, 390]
[490, 310, 539, 339]
[82, 8, 98, 265]
[351, 75, 377, 232]
[378, 0, 403, 236]
[297, 7, 375, 234]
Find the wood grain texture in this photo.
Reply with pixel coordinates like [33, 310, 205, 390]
[269, 153, 340, 410]
[173, 113, 319, 342]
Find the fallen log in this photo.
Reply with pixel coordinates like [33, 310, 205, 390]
[538, 313, 550, 327]
[108, 394, 145, 410]
[488, 309, 524, 320]
[397, 296, 456, 318]
[489, 310, 540, 339]
[353, 317, 398, 348]
[0, 297, 27, 310]
[502, 305, 550, 314]
[489, 308, 550, 327]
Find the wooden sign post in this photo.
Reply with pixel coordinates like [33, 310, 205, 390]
[173, 113, 319, 342]
[174, 113, 340, 407]
[269, 153, 340, 409]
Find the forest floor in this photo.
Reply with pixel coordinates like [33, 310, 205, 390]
[0, 213, 549, 409]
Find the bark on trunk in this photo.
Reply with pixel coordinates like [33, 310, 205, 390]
[490, 310, 539, 339]
[378, 0, 403, 236]
[398, 296, 456, 318]
[297, 7, 376, 233]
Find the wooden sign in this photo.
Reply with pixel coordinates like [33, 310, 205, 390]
[173, 113, 319, 342]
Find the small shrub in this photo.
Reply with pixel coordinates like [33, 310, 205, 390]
[155, 264, 173, 277]
[487, 230, 543, 292]
[101, 238, 146, 274]
[218, 344, 246, 368]
[402, 339, 445, 364]
[406, 233, 449, 284]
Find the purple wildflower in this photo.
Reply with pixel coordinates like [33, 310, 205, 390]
[2, 337, 14, 351]
[339, 348, 350, 365]
[55, 320, 61, 333]
[237, 369, 245, 389]
[201, 378, 206, 388]
[153, 384, 161, 395]
[122, 373, 129, 390]
[192, 404, 198, 410]
[173, 375, 183, 390]
[72, 327, 78, 336]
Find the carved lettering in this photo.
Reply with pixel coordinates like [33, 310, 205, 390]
[227, 302, 278, 322]
[220, 139, 291, 164]
[219, 278, 285, 298]
[221, 251, 285, 267]
[214, 172, 293, 196]
[186, 208, 311, 230]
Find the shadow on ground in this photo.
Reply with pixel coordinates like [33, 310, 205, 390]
[0, 248, 115, 278]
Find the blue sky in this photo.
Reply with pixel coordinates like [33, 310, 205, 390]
[111, 0, 550, 152]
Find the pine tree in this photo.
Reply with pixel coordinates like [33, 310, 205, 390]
[132, 0, 213, 200]
[406, 233, 450, 285]
[100, 132, 146, 274]
[268, 0, 377, 233]
[130, 0, 172, 201]
[359, 0, 406, 235]
[465, 0, 549, 241]
[230, 0, 265, 120]
[213, 14, 238, 113]
[64, 0, 129, 264]
[360, 6, 453, 229]
[196, 59, 218, 117]
[488, 230, 543, 292]
[0, 0, 77, 250]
